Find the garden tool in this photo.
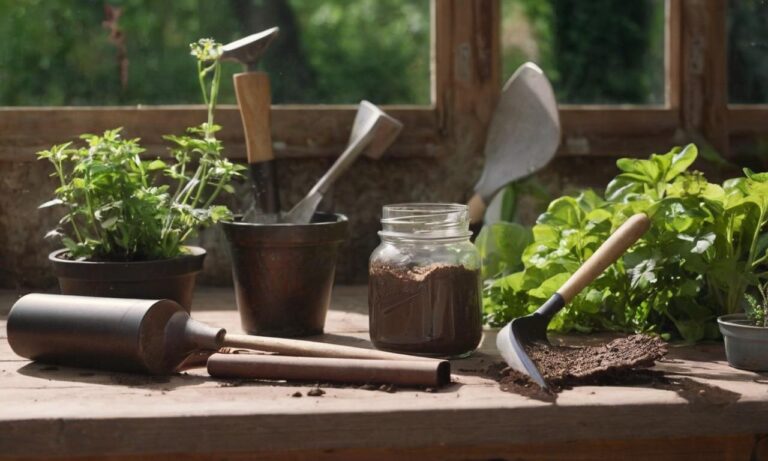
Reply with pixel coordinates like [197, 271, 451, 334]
[468, 62, 560, 225]
[7, 294, 436, 375]
[222, 27, 282, 223]
[281, 100, 402, 224]
[496, 213, 651, 391]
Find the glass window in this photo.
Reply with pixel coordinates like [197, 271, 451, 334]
[500, 0, 666, 105]
[0, 0, 431, 106]
[728, 0, 768, 104]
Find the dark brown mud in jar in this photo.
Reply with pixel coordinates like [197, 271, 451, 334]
[368, 263, 482, 358]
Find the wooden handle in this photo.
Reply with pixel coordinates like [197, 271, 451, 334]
[233, 72, 273, 164]
[557, 213, 651, 303]
[467, 193, 487, 225]
[222, 333, 436, 362]
[207, 354, 451, 387]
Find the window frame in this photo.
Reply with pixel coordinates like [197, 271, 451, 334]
[2, 0, 745, 162]
[0, 1, 497, 163]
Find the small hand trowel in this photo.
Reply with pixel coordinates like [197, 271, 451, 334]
[222, 27, 282, 223]
[496, 214, 651, 390]
[281, 101, 403, 224]
[468, 62, 560, 225]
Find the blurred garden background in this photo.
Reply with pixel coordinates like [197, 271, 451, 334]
[1, 0, 766, 106]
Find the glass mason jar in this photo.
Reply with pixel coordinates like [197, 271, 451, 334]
[368, 203, 482, 358]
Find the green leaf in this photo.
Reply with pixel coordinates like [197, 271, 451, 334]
[665, 144, 697, 181]
[147, 159, 167, 171]
[476, 222, 532, 279]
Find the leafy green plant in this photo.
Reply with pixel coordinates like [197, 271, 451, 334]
[745, 281, 768, 327]
[38, 39, 244, 261]
[482, 144, 768, 342]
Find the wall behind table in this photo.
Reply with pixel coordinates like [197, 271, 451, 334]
[0, 152, 626, 289]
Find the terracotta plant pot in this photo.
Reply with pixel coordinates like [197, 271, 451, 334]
[49, 246, 206, 312]
[222, 213, 348, 338]
[718, 313, 768, 371]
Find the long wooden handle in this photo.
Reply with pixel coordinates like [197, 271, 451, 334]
[557, 213, 651, 303]
[467, 193, 487, 225]
[222, 333, 436, 362]
[207, 354, 451, 387]
[233, 72, 273, 164]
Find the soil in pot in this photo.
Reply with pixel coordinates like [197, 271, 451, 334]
[490, 334, 668, 396]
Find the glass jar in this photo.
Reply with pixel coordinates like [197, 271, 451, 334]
[368, 203, 482, 358]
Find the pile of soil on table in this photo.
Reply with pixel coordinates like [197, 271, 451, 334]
[490, 334, 668, 397]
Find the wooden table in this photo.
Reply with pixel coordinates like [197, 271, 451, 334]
[1, 286, 767, 460]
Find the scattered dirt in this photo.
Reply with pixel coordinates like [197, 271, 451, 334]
[291, 391, 303, 398]
[488, 334, 741, 406]
[491, 335, 668, 394]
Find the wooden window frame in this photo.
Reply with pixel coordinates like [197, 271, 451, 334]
[1, 0, 748, 163]
[0, 0, 500, 164]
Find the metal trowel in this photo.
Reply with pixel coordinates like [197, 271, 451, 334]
[496, 214, 651, 390]
[468, 62, 560, 225]
[281, 101, 402, 224]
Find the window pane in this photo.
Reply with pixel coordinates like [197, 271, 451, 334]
[728, 0, 768, 104]
[0, 0, 431, 106]
[501, 0, 666, 105]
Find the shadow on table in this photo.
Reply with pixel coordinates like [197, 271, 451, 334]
[16, 361, 208, 390]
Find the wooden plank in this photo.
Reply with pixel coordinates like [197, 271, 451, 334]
[0, 106, 445, 162]
[8, 434, 758, 461]
[667, 0, 682, 110]
[2, 287, 768, 459]
[680, 0, 729, 156]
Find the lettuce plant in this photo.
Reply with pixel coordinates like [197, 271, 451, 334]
[38, 39, 244, 261]
[481, 144, 768, 342]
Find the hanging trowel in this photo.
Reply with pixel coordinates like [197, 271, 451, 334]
[468, 62, 560, 225]
[222, 27, 282, 223]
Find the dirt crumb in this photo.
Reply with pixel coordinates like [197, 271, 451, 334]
[291, 391, 302, 398]
[307, 387, 325, 397]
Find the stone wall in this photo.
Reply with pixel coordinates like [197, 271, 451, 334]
[0, 152, 625, 290]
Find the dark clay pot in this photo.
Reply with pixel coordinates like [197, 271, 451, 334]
[222, 213, 348, 337]
[49, 246, 206, 312]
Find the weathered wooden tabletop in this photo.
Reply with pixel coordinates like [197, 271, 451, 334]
[1, 286, 768, 460]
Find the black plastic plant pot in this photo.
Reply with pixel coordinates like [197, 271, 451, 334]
[49, 246, 206, 312]
[222, 213, 348, 338]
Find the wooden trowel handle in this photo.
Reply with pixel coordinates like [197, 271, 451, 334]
[467, 193, 486, 225]
[557, 213, 650, 303]
[222, 333, 435, 362]
[233, 72, 273, 164]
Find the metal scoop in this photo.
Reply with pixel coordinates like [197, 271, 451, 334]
[221, 27, 279, 66]
[281, 101, 403, 224]
[468, 62, 560, 225]
[496, 214, 651, 390]
[7, 294, 433, 374]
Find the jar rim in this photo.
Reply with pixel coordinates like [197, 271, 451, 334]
[380, 203, 471, 239]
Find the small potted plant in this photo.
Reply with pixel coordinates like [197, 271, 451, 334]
[37, 39, 243, 311]
[718, 281, 768, 371]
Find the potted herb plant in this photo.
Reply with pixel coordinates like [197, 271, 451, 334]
[37, 39, 243, 311]
[718, 281, 768, 371]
